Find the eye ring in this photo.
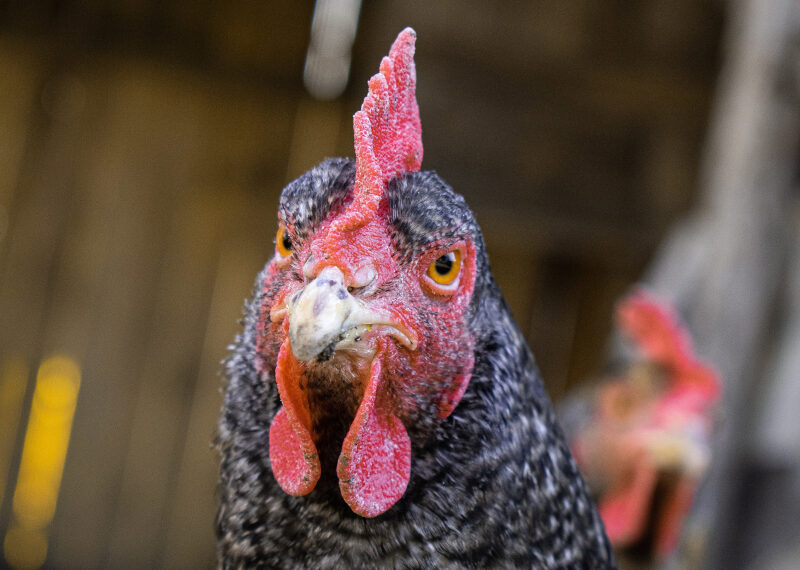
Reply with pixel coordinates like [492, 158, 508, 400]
[276, 226, 293, 259]
[425, 250, 462, 289]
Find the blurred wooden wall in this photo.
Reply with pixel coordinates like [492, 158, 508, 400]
[0, 1, 722, 568]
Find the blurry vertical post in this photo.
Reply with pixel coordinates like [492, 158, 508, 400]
[287, 0, 361, 180]
[303, 0, 362, 100]
[3, 356, 81, 570]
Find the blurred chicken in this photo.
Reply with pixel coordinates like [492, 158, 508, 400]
[564, 288, 721, 565]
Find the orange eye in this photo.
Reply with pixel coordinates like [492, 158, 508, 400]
[276, 226, 293, 258]
[426, 250, 461, 286]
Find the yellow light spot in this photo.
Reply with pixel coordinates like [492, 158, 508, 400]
[4, 356, 80, 569]
[3, 526, 47, 570]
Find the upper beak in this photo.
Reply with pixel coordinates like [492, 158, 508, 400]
[286, 266, 415, 362]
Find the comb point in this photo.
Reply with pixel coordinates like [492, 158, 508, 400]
[346, 27, 423, 228]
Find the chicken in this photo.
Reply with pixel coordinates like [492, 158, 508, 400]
[216, 28, 615, 568]
[567, 289, 720, 564]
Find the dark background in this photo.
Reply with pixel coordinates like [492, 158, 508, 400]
[0, 1, 725, 568]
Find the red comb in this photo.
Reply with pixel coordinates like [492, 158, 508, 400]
[339, 27, 423, 231]
[616, 289, 692, 370]
[617, 288, 720, 400]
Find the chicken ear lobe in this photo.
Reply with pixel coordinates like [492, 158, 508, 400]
[337, 342, 411, 517]
[269, 339, 321, 496]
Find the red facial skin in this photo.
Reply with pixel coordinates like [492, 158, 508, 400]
[258, 208, 477, 517]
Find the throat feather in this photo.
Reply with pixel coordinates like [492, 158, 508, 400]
[304, 357, 369, 471]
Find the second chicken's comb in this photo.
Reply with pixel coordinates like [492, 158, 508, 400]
[616, 288, 720, 400]
[616, 289, 692, 370]
[341, 27, 423, 230]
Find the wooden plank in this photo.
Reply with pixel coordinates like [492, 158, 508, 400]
[161, 237, 267, 569]
[105, 189, 220, 569]
[44, 63, 195, 568]
[0, 37, 41, 212]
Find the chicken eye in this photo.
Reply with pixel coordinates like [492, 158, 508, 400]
[276, 226, 293, 258]
[426, 251, 461, 286]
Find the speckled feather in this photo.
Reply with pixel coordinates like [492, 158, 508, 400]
[216, 159, 615, 568]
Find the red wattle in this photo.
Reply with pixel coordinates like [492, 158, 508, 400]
[269, 339, 320, 496]
[438, 357, 474, 419]
[655, 478, 696, 559]
[338, 344, 411, 517]
[599, 454, 657, 545]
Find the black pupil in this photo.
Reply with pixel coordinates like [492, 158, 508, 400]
[434, 255, 453, 275]
[281, 231, 292, 252]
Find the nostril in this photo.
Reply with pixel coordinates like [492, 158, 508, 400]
[303, 255, 316, 279]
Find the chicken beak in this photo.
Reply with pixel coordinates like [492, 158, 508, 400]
[286, 266, 375, 362]
[286, 265, 416, 362]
